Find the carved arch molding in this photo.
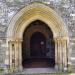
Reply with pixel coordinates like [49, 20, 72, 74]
[6, 2, 69, 72]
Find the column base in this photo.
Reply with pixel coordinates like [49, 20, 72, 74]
[18, 66, 23, 72]
[55, 64, 58, 71]
[63, 67, 68, 72]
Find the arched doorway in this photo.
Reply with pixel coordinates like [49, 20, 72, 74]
[7, 2, 69, 72]
[22, 20, 55, 68]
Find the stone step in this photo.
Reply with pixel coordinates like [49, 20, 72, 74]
[5, 68, 70, 75]
[5, 73, 70, 75]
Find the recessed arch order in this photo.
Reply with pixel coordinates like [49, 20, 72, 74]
[7, 2, 68, 39]
[6, 2, 69, 72]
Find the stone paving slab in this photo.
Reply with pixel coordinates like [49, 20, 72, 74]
[2, 68, 74, 75]
[3, 73, 74, 75]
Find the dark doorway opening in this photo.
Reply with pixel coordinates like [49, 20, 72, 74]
[30, 32, 46, 57]
[22, 20, 55, 68]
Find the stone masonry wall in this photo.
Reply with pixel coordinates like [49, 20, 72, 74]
[0, 0, 75, 72]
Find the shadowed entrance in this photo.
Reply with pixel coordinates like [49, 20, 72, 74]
[30, 32, 46, 57]
[22, 20, 55, 68]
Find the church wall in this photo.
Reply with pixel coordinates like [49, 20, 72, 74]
[0, 0, 75, 73]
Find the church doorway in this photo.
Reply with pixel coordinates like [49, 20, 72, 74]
[22, 20, 55, 68]
[7, 3, 69, 72]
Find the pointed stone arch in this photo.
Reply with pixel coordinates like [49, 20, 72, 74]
[7, 2, 69, 72]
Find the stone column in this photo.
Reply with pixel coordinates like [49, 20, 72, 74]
[56, 38, 68, 72]
[55, 38, 67, 71]
[62, 39, 68, 72]
[8, 41, 13, 72]
[8, 39, 23, 72]
[54, 38, 58, 70]
[18, 39, 23, 71]
[8, 40, 16, 72]
[58, 38, 63, 71]
[56, 38, 63, 71]
[14, 41, 19, 71]
[54, 38, 61, 71]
